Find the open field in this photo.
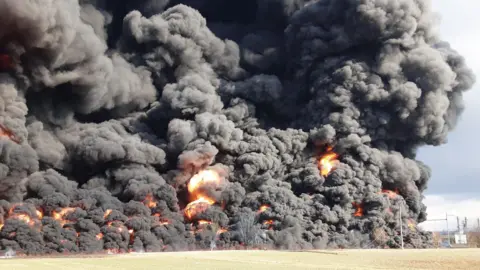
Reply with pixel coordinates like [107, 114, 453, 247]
[1, 249, 479, 270]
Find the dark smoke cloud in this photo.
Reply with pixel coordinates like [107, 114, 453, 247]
[0, 0, 474, 254]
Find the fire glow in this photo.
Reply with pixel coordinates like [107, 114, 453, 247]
[263, 220, 274, 230]
[257, 204, 270, 214]
[381, 188, 399, 199]
[143, 194, 157, 208]
[197, 220, 212, 225]
[10, 213, 35, 227]
[1, 204, 44, 230]
[263, 220, 274, 225]
[187, 170, 221, 194]
[0, 54, 13, 70]
[216, 228, 228, 235]
[352, 202, 364, 217]
[318, 146, 339, 176]
[184, 197, 215, 220]
[52, 207, 76, 226]
[0, 124, 20, 144]
[184, 169, 221, 221]
[0, 205, 100, 233]
[153, 214, 171, 226]
[103, 209, 113, 219]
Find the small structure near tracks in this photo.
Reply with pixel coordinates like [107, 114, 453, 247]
[0, 248, 16, 259]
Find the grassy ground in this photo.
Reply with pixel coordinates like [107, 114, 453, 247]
[1, 249, 479, 270]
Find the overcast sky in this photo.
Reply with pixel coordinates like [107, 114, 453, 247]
[418, 0, 480, 231]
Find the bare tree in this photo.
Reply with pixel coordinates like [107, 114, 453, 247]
[236, 212, 261, 247]
[467, 226, 480, 248]
[431, 232, 442, 248]
[372, 228, 388, 247]
[208, 222, 220, 251]
[209, 222, 220, 236]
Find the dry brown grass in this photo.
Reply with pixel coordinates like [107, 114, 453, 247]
[0, 248, 479, 270]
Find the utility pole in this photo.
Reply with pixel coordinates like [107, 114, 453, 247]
[446, 213, 450, 246]
[399, 207, 404, 249]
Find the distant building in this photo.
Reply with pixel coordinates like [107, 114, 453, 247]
[431, 229, 470, 248]
[431, 231, 455, 247]
[454, 232, 468, 245]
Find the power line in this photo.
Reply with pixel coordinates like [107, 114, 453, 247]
[423, 213, 459, 246]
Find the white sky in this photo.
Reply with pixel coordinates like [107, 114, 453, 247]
[418, 0, 480, 231]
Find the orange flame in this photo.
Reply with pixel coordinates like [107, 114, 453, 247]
[106, 221, 127, 233]
[96, 233, 103, 240]
[263, 220, 274, 225]
[263, 220, 274, 230]
[216, 228, 228, 235]
[352, 202, 364, 217]
[153, 214, 171, 226]
[184, 169, 221, 220]
[7, 204, 19, 216]
[318, 146, 339, 176]
[0, 223, 3, 230]
[52, 207, 76, 226]
[197, 220, 212, 225]
[184, 197, 215, 220]
[6, 204, 40, 228]
[36, 210, 43, 219]
[143, 194, 157, 208]
[187, 170, 221, 194]
[11, 213, 36, 227]
[0, 123, 20, 144]
[257, 205, 270, 214]
[381, 188, 399, 199]
[103, 209, 113, 219]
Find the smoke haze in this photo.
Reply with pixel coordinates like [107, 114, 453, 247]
[0, 0, 474, 254]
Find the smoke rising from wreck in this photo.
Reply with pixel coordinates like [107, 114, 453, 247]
[0, 0, 475, 254]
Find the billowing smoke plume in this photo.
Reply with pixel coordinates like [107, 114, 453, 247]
[0, 0, 474, 254]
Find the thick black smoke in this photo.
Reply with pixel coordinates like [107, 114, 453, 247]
[0, 0, 474, 254]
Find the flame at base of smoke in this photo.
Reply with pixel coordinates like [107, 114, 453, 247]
[0, 0, 470, 255]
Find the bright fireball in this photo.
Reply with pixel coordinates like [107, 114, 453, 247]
[318, 147, 339, 176]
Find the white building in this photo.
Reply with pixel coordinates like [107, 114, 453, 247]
[454, 227, 468, 245]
